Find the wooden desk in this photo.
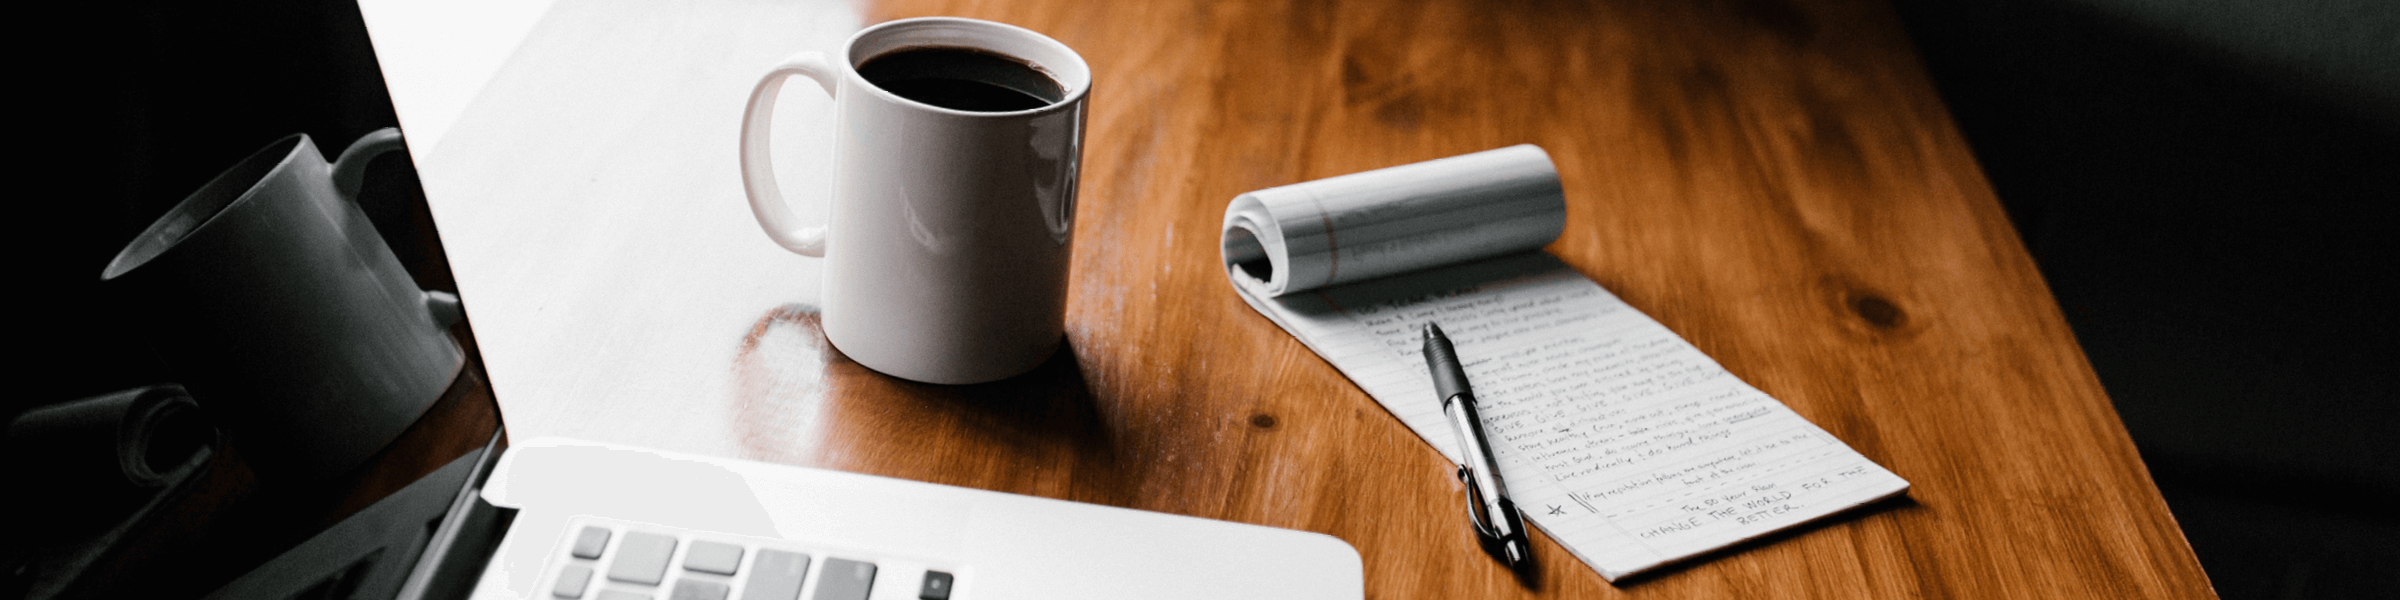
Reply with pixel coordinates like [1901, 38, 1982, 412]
[379, 0, 2218, 596]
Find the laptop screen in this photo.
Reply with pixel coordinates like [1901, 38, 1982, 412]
[14, 0, 506, 597]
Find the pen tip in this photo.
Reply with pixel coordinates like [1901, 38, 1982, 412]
[1424, 322, 1441, 337]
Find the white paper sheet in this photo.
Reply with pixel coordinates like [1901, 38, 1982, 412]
[1222, 145, 1566, 298]
[1222, 149, 1908, 580]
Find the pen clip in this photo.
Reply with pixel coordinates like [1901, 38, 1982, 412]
[1456, 464, 1504, 542]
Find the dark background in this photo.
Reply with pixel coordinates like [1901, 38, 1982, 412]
[1892, 0, 2398, 597]
[11, 0, 2395, 598]
[21, 0, 449, 417]
[13, 1, 463, 597]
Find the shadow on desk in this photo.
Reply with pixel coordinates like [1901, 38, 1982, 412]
[729, 304, 1136, 507]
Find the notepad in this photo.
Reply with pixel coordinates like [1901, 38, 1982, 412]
[1221, 145, 1909, 581]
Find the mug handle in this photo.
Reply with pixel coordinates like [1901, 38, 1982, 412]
[331, 127, 406, 202]
[740, 50, 840, 257]
[328, 127, 466, 330]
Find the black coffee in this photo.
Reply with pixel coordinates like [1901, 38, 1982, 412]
[859, 46, 1063, 112]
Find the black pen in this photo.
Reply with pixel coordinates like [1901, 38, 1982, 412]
[1422, 322, 1532, 568]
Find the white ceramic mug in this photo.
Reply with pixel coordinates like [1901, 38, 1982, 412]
[741, 17, 1089, 384]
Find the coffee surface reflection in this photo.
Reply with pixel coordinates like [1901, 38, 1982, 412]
[859, 46, 1062, 112]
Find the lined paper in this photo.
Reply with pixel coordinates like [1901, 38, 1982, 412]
[1222, 145, 1565, 297]
[1231, 252, 1908, 580]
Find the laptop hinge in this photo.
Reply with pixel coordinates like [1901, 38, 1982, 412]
[392, 431, 516, 600]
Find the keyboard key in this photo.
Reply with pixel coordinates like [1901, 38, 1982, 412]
[918, 571, 954, 600]
[608, 532, 678, 585]
[552, 564, 594, 598]
[740, 550, 810, 600]
[573, 527, 612, 559]
[811, 558, 877, 600]
[597, 591, 652, 600]
[670, 579, 730, 600]
[683, 541, 743, 575]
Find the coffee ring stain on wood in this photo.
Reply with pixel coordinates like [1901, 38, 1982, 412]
[737, 303, 827, 354]
[728, 303, 837, 463]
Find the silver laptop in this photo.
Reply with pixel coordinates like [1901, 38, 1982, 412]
[209, 429, 1360, 600]
[470, 438, 1361, 600]
[163, 0, 1357, 596]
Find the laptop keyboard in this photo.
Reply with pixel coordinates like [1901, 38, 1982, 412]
[546, 517, 960, 600]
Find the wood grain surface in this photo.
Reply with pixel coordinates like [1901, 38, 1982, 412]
[807, 0, 2215, 597]
[395, 0, 2217, 596]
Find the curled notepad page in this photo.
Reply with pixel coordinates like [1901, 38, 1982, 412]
[1220, 145, 1909, 582]
[1221, 144, 1568, 297]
